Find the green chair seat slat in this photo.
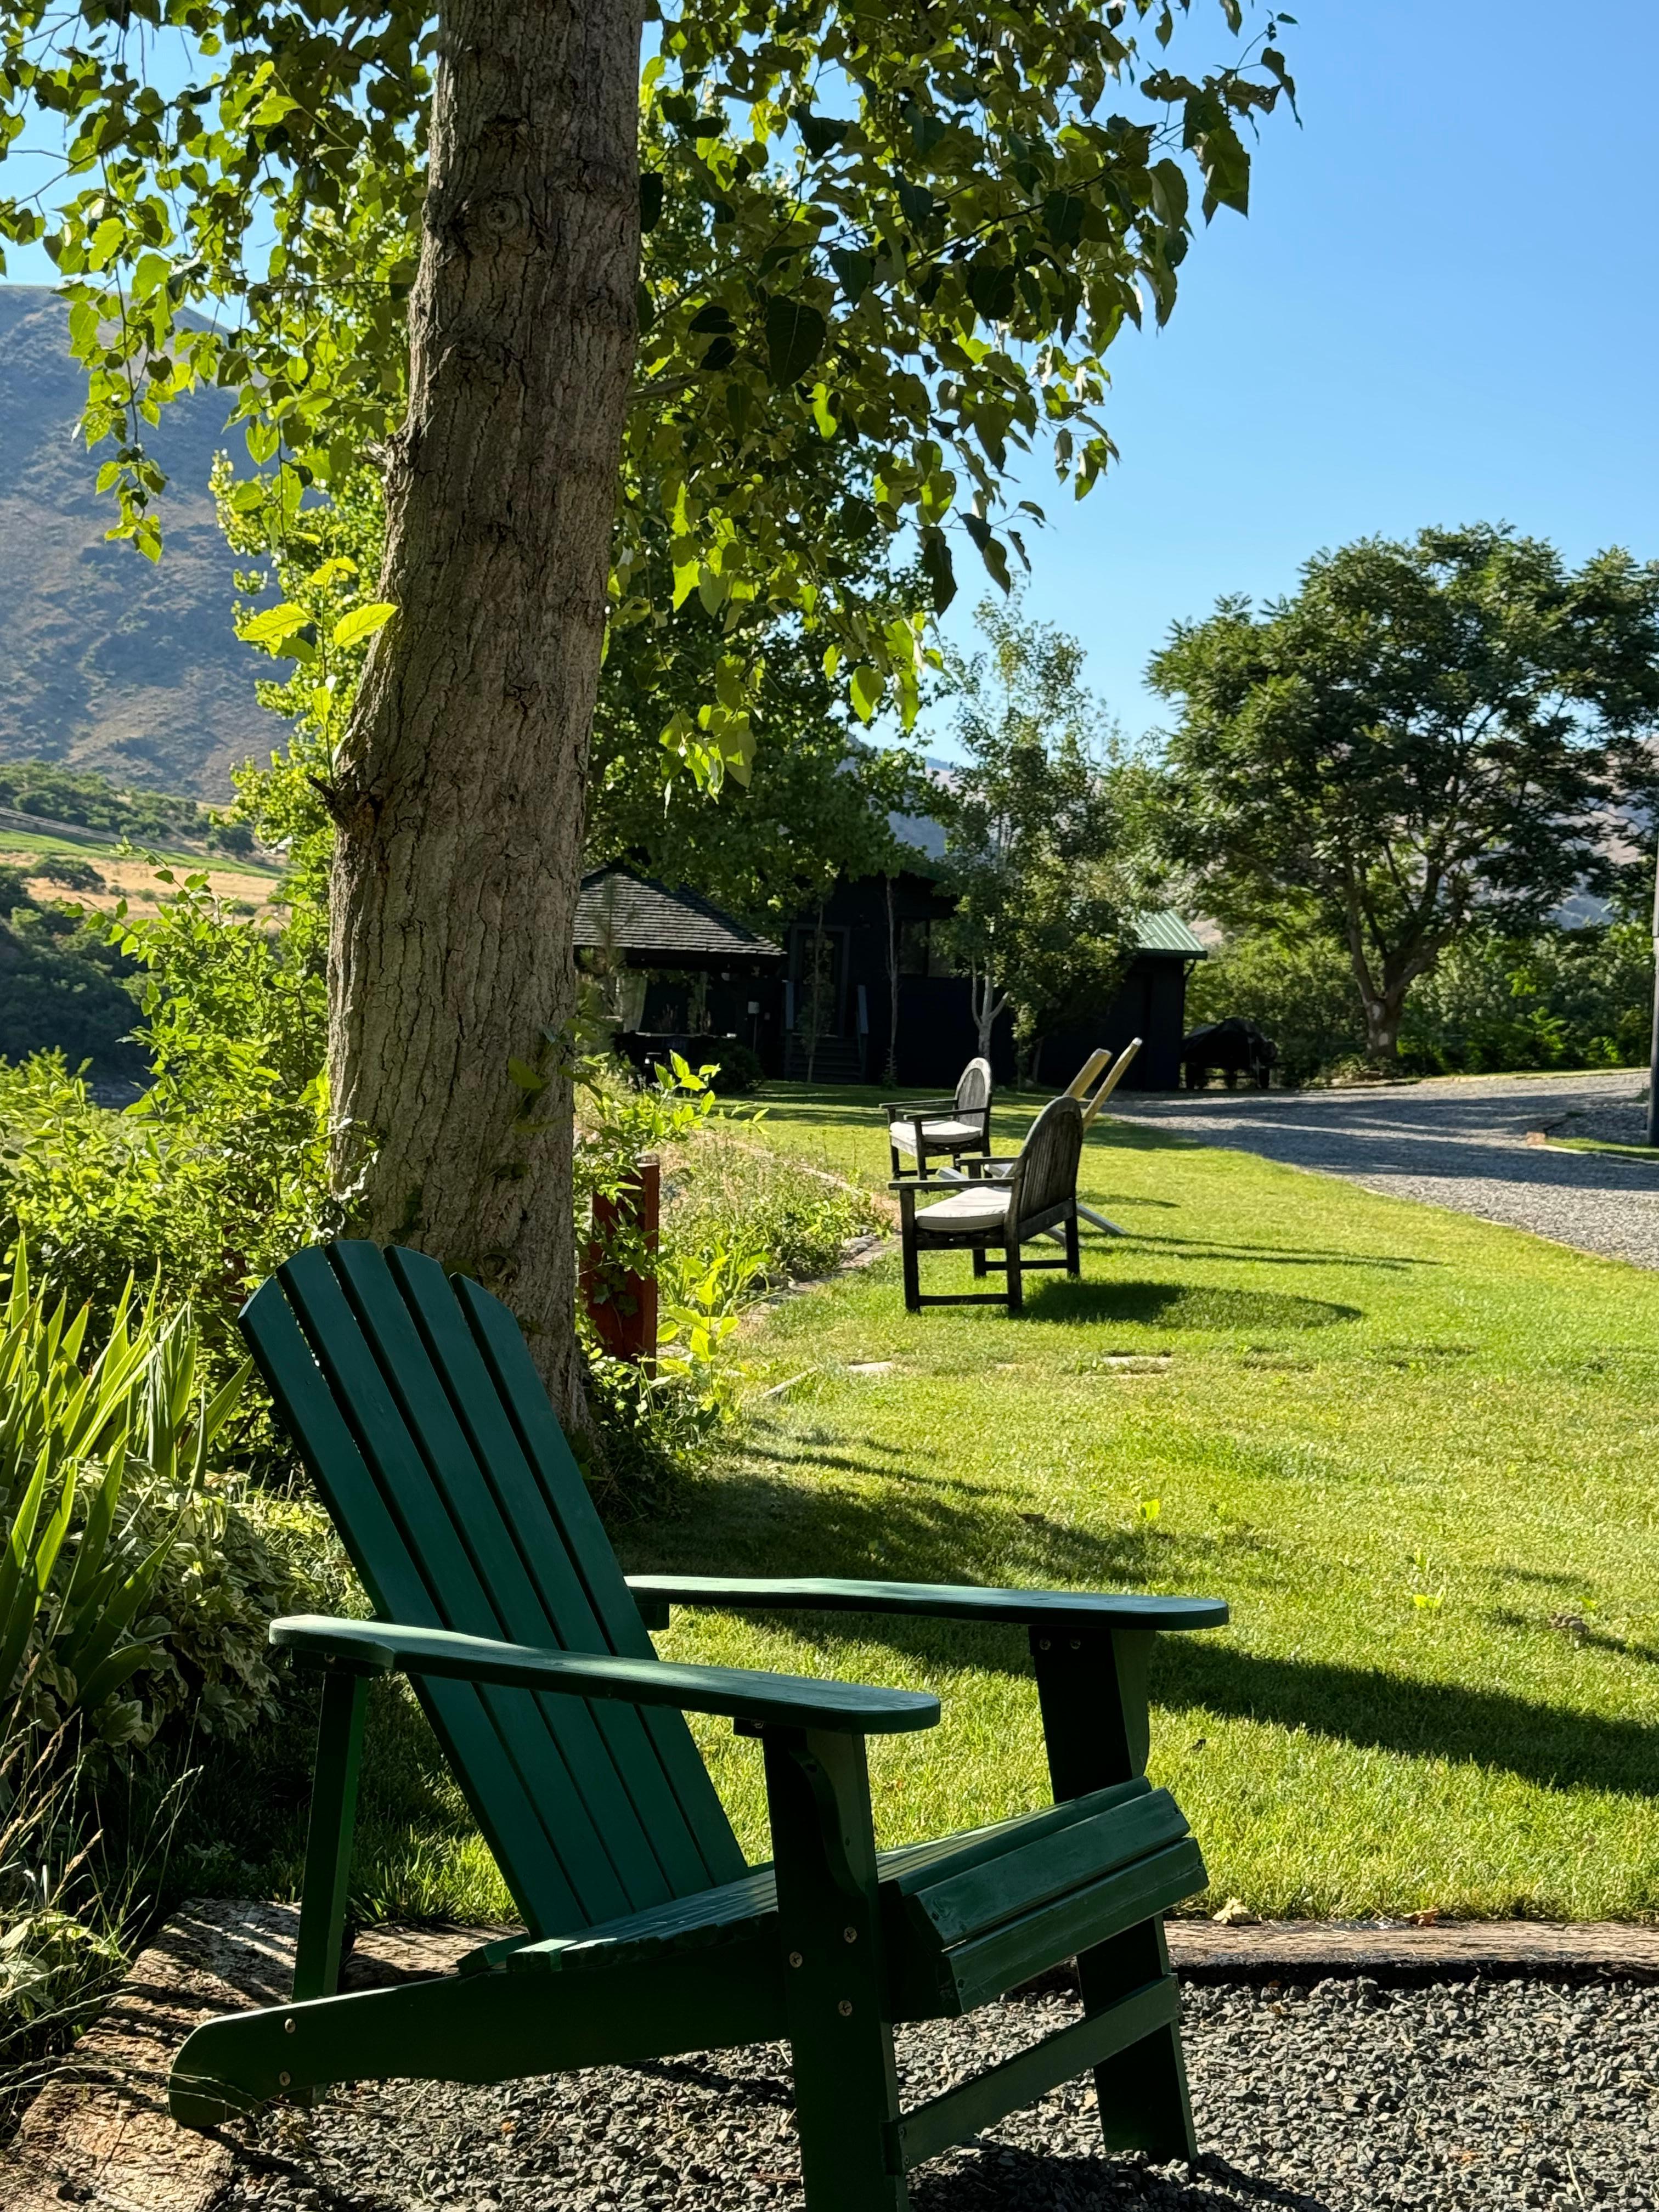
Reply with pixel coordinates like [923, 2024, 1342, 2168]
[881, 1779, 1152, 1902]
[239, 1285, 586, 1935]
[940, 1838, 1207, 2015]
[327, 1245, 679, 1912]
[907, 1787, 1189, 1949]
[275, 1249, 635, 1927]
[456, 1273, 746, 1886]
[507, 1788, 1200, 2017]
[383, 1249, 717, 1898]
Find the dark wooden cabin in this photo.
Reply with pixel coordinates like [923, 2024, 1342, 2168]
[575, 862, 1205, 1091]
[573, 866, 785, 1069]
[779, 874, 1206, 1091]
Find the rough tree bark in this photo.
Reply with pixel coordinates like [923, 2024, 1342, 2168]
[325, 0, 644, 1412]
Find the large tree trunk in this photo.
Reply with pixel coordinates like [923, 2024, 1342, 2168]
[325, 0, 643, 1413]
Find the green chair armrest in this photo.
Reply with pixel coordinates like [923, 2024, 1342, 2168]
[269, 1615, 940, 1735]
[623, 1578, 1228, 1633]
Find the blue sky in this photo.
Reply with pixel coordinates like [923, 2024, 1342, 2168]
[932, 0, 1659, 745]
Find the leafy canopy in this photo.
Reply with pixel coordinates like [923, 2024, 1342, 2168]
[1148, 523, 1659, 1051]
[940, 594, 1135, 1060]
[0, 0, 1294, 786]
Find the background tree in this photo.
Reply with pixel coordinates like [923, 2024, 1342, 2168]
[940, 597, 1136, 1076]
[0, 0, 1294, 1402]
[1149, 525, 1659, 1064]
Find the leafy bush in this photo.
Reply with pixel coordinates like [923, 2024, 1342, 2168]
[707, 1040, 763, 1094]
[31, 856, 105, 894]
[1189, 919, 1653, 1084]
[0, 1249, 342, 2115]
[0, 1249, 327, 1753]
[0, 902, 141, 1082]
[1399, 922, 1652, 1075]
[662, 1124, 876, 1286]
[0, 878, 334, 1339]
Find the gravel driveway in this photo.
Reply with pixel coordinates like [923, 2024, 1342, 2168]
[221, 1978, 1659, 2211]
[1109, 1070, 1659, 1270]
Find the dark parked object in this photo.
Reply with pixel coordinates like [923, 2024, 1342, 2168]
[1181, 1017, 1278, 1091]
[169, 1240, 1225, 2209]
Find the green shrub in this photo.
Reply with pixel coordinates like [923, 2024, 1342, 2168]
[664, 1126, 876, 1286]
[0, 906, 141, 1082]
[31, 857, 105, 894]
[1400, 922, 1652, 1075]
[707, 1040, 764, 1094]
[0, 878, 334, 1340]
[1189, 918, 1653, 1083]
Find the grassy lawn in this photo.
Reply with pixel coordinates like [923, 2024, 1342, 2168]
[612, 1084, 1659, 1923]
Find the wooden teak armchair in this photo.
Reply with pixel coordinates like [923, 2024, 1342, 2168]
[895, 1093, 1085, 1314]
[168, 1242, 1225, 2209]
[884, 1055, 994, 1178]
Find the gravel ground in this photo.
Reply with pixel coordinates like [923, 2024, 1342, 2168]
[221, 1978, 1659, 2211]
[1109, 1071, 1659, 1270]
[1547, 1099, 1648, 1147]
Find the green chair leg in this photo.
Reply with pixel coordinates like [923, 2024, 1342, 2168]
[1030, 1626, 1199, 2165]
[293, 1662, 370, 2003]
[764, 1726, 908, 2212]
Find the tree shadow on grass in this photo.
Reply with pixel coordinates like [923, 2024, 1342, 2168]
[1125, 1234, 1431, 1273]
[1020, 1279, 1362, 1331]
[627, 1464, 1659, 1802]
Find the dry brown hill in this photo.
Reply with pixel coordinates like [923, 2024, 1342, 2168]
[0, 285, 270, 801]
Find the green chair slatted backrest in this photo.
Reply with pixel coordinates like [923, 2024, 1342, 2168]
[240, 1240, 747, 1938]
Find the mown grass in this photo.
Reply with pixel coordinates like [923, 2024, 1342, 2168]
[615, 1084, 1659, 1922]
[224, 1082, 1658, 1929]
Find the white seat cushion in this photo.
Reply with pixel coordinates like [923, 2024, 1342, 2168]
[916, 1186, 1011, 1231]
[890, 1117, 981, 1153]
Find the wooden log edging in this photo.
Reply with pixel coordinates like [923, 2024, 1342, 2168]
[1165, 1916, 1659, 1984]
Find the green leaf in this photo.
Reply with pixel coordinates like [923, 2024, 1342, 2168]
[1042, 193, 1085, 248]
[764, 296, 827, 388]
[920, 527, 957, 616]
[828, 248, 874, 306]
[331, 601, 395, 650]
[639, 173, 665, 232]
[236, 601, 311, 647]
[849, 664, 884, 723]
[794, 110, 851, 157]
[966, 259, 1017, 323]
[962, 515, 1012, 594]
[896, 177, 936, 225]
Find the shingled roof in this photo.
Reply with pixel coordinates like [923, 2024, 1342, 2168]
[574, 865, 784, 963]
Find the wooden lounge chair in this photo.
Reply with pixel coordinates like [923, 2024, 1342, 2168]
[1081, 1037, 1141, 1131]
[944, 1041, 1144, 1239]
[167, 1240, 1226, 2210]
[894, 1094, 1084, 1314]
[884, 1055, 993, 1178]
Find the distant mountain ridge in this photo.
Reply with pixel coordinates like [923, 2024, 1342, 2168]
[0, 286, 271, 802]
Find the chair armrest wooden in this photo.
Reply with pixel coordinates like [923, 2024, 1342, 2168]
[883, 1097, 958, 1121]
[270, 1615, 940, 1736]
[624, 1578, 1227, 1633]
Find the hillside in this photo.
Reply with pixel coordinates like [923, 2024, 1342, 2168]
[0, 286, 272, 801]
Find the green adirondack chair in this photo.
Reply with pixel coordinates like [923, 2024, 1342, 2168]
[168, 1241, 1227, 2208]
